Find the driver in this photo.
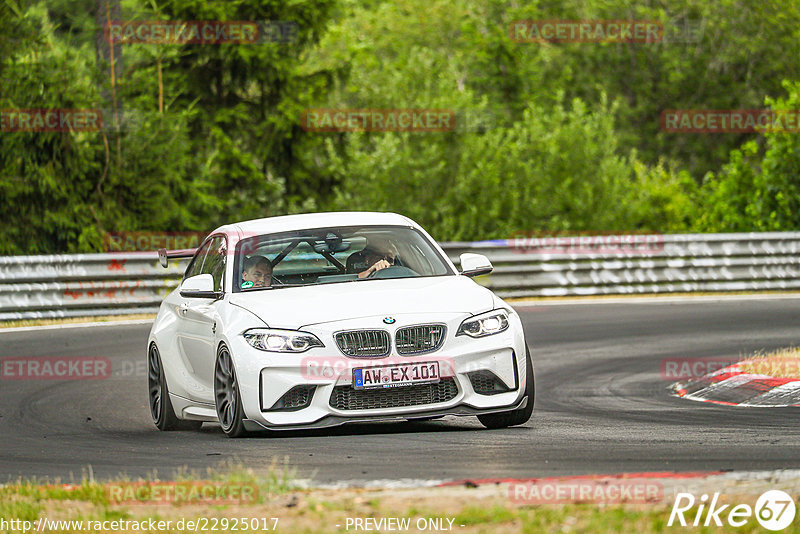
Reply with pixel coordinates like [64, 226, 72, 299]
[358, 242, 398, 279]
[242, 255, 273, 288]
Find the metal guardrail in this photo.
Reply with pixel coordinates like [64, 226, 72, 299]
[2, 233, 800, 320]
[0, 253, 186, 321]
[447, 232, 800, 298]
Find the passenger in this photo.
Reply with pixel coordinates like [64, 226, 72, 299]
[242, 255, 273, 288]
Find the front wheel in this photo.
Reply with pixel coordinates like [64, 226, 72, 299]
[148, 344, 202, 431]
[477, 347, 535, 429]
[214, 345, 250, 438]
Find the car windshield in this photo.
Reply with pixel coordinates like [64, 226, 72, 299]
[235, 225, 453, 291]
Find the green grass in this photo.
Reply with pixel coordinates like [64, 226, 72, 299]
[0, 480, 109, 504]
[454, 505, 516, 525]
[736, 346, 800, 379]
[0, 466, 793, 533]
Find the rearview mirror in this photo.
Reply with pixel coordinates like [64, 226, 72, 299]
[459, 253, 493, 277]
[180, 274, 221, 299]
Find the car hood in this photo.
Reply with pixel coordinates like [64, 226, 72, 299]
[228, 276, 494, 329]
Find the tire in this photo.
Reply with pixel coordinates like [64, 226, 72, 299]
[477, 346, 535, 429]
[214, 345, 250, 438]
[148, 344, 203, 431]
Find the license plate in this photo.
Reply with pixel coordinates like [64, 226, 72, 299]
[353, 361, 440, 389]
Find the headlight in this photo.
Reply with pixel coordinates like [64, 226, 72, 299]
[456, 310, 509, 338]
[243, 328, 324, 353]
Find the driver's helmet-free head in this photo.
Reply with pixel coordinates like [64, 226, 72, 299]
[362, 237, 398, 264]
[346, 236, 397, 273]
[242, 255, 272, 288]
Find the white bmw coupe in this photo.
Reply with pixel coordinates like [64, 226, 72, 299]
[148, 212, 533, 437]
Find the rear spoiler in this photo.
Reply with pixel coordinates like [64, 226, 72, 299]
[157, 247, 196, 268]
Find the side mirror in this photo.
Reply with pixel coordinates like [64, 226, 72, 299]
[158, 248, 169, 268]
[459, 253, 493, 277]
[180, 274, 221, 299]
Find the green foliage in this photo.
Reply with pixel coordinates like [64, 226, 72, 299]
[1, 0, 799, 253]
[695, 80, 800, 232]
[306, 0, 695, 240]
[325, 95, 694, 240]
[0, 0, 335, 253]
[0, 4, 101, 253]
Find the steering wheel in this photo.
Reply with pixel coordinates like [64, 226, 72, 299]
[367, 265, 417, 279]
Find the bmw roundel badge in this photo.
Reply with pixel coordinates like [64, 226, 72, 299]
[383, 317, 396, 324]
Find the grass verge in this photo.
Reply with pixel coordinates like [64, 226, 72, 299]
[1, 464, 797, 533]
[737, 347, 800, 379]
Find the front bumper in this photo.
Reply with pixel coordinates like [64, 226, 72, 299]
[230, 311, 529, 429]
[242, 397, 529, 431]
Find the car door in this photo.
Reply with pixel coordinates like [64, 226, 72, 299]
[176, 235, 227, 403]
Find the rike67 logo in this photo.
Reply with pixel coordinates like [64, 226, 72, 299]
[669, 490, 796, 531]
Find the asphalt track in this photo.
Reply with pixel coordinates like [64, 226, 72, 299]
[2, 297, 800, 484]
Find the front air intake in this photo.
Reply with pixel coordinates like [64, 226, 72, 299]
[395, 324, 446, 355]
[335, 330, 391, 358]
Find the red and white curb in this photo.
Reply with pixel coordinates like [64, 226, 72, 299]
[672, 363, 800, 407]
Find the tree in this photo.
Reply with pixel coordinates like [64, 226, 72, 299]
[695, 81, 800, 232]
